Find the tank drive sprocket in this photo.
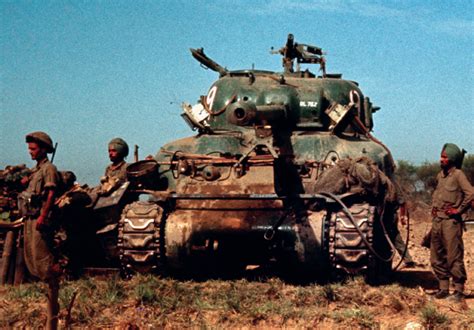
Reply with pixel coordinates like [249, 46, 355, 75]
[118, 201, 165, 275]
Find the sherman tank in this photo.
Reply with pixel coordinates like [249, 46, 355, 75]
[117, 34, 399, 281]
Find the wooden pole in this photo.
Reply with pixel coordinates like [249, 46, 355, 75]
[7, 233, 16, 284]
[0, 231, 14, 285]
[13, 229, 25, 285]
[46, 277, 60, 330]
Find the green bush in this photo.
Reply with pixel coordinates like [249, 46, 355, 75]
[420, 304, 450, 329]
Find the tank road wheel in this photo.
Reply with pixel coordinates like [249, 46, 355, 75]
[117, 201, 165, 277]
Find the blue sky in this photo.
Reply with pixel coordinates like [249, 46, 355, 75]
[1, 0, 473, 184]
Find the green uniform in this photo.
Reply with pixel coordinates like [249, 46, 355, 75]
[23, 158, 60, 281]
[430, 167, 473, 292]
[104, 160, 128, 182]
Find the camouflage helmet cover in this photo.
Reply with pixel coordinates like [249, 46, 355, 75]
[25, 131, 54, 153]
[108, 137, 129, 158]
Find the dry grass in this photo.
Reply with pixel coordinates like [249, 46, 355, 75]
[1, 273, 471, 329]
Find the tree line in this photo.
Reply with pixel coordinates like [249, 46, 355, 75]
[395, 155, 474, 204]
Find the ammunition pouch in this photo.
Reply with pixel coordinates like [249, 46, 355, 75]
[18, 191, 42, 217]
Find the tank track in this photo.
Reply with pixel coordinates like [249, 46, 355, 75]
[117, 201, 164, 275]
[327, 203, 375, 274]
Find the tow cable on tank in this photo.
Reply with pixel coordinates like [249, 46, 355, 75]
[323, 190, 413, 270]
[259, 191, 402, 266]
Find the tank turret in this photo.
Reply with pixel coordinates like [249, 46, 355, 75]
[185, 35, 378, 138]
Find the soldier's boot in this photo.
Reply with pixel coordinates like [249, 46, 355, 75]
[447, 291, 465, 303]
[434, 289, 449, 299]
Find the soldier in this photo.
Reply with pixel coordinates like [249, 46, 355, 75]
[431, 143, 473, 302]
[22, 131, 61, 328]
[99, 138, 129, 194]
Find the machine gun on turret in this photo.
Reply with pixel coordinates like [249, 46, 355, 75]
[271, 33, 326, 76]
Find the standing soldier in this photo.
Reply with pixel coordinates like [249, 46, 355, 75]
[431, 143, 473, 302]
[22, 131, 61, 329]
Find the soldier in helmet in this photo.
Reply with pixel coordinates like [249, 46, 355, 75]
[22, 131, 60, 328]
[430, 143, 473, 303]
[99, 137, 129, 194]
[23, 131, 60, 278]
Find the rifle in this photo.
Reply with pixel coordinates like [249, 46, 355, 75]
[50, 143, 58, 163]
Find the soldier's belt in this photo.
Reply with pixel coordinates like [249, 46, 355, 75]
[431, 207, 449, 219]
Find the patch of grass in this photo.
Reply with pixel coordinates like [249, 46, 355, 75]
[0, 303, 23, 327]
[102, 276, 125, 304]
[2, 274, 470, 328]
[223, 286, 245, 312]
[332, 308, 378, 329]
[388, 296, 404, 312]
[95, 313, 113, 328]
[76, 277, 98, 293]
[59, 284, 77, 309]
[420, 304, 450, 329]
[23, 306, 45, 328]
[265, 277, 283, 299]
[134, 281, 158, 305]
[7, 282, 45, 299]
[382, 283, 428, 313]
[321, 284, 337, 302]
[292, 284, 329, 307]
[248, 301, 276, 324]
[73, 299, 96, 324]
[361, 289, 384, 306]
[293, 286, 312, 307]
[0, 300, 45, 328]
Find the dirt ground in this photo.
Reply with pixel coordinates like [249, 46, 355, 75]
[394, 203, 474, 307]
[1, 205, 473, 328]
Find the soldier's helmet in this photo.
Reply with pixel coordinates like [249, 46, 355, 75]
[25, 131, 54, 153]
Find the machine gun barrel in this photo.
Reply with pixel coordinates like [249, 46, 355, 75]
[190, 48, 228, 76]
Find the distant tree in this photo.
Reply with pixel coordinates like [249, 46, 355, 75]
[393, 155, 473, 206]
[462, 154, 474, 184]
[416, 161, 439, 202]
[395, 160, 417, 195]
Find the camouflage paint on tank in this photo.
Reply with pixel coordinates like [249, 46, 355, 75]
[119, 35, 396, 276]
[205, 73, 363, 130]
